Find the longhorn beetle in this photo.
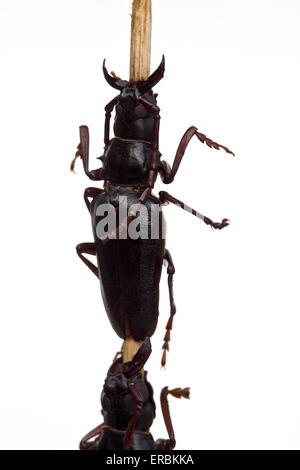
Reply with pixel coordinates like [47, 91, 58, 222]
[79, 339, 190, 450]
[71, 55, 234, 368]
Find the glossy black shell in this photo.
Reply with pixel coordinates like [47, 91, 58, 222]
[101, 361, 155, 431]
[100, 90, 160, 185]
[100, 138, 153, 185]
[91, 190, 165, 341]
[93, 87, 164, 341]
[113, 90, 157, 142]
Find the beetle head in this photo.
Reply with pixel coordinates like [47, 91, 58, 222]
[102, 56, 165, 95]
[103, 361, 128, 399]
[120, 87, 141, 102]
[103, 338, 151, 399]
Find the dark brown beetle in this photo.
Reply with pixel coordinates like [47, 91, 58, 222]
[79, 339, 189, 451]
[71, 56, 234, 367]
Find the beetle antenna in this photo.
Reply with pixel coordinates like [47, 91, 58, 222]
[70, 145, 81, 172]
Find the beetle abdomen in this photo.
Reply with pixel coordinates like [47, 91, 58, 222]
[91, 191, 165, 341]
[101, 137, 152, 185]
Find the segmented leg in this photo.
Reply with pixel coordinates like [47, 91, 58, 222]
[160, 126, 234, 184]
[156, 387, 190, 450]
[76, 242, 99, 278]
[113, 350, 123, 361]
[123, 381, 144, 450]
[138, 96, 160, 205]
[84, 187, 105, 212]
[104, 95, 121, 145]
[159, 191, 230, 230]
[161, 249, 176, 368]
[80, 423, 105, 450]
[70, 126, 104, 181]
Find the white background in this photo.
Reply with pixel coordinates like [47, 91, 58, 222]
[0, 0, 299, 450]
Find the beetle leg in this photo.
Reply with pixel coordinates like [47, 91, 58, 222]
[159, 191, 230, 230]
[104, 95, 121, 145]
[161, 249, 176, 368]
[138, 97, 160, 205]
[70, 126, 104, 181]
[79, 423, 105, 450]
[84, 187, 105, 212]
[113, 350, 122, 361]
[123, 381, 144, 450]
[161, 126, 234, 184]
[156, 387, 190, 450]
[159, 159, 172, 182]
[138, 95, 160, 113]
[76, 242, 99, 278]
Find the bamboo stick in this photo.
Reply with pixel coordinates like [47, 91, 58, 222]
[130, 0, 152, 82]
[123, 0, 152, 363]
[123, 338, 143, 363]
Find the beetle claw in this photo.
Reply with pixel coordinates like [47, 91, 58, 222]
[206, 217, 230, 230]
[211, 218, 230, 230]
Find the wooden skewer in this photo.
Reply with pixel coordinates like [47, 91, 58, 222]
[124, 0, 152, 363]
[123, 338, 143, 363]
[130, 0, 152, 82]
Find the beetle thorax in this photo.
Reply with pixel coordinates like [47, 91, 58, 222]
[114, 90, 157, 142]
